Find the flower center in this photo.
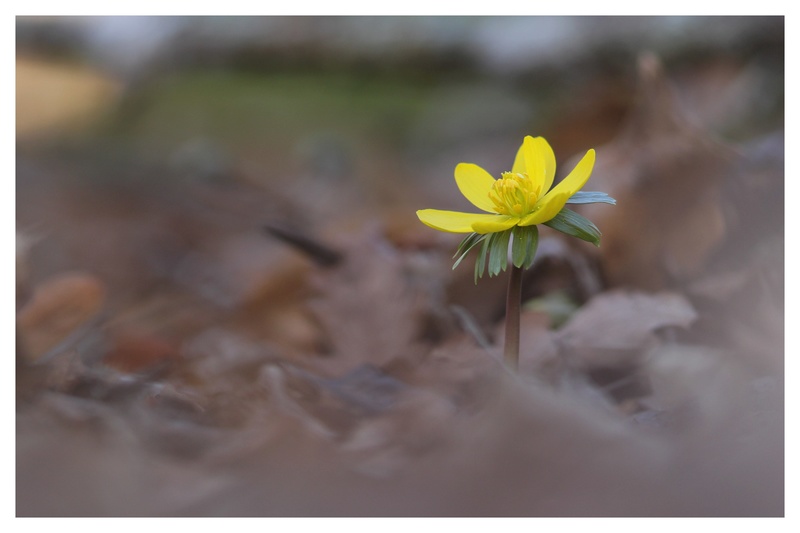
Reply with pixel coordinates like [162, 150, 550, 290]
[488, 172, 541, 217]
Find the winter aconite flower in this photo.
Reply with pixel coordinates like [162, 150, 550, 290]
[417, 136, 614, 282]
[415, 135, 614, 370]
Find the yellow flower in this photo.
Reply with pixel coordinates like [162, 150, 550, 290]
[417, 135, 596, 234]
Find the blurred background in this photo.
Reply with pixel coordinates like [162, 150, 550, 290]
[15, 15, 785, 319]
[16, 16, 784, 517]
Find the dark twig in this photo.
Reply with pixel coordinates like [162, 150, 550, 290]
[263, 223, 342, 267]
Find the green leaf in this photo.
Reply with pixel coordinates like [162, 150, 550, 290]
[566, 191, 617, 205]
[452, 232, 486, 270]
[488, 229, 511, 277]
[474, 234, 492, 284]
[544, 207, 601, 246]
[453, 232, 481, 259]
[511, 226, 528, 268]
[523, 225, 539, 269]
[512, 225, 538, 269]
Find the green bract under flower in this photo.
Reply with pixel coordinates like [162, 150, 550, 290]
[416, 135, 615, 281]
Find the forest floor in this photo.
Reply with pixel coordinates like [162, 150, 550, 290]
[15, 51, 784, 517]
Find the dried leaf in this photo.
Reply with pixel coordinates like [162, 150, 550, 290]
[556, 290, 697, 369]
[578, 53, 736, 289]
[307, 232, 447, 371]
[103, 334, 180, 374]
[17, 272, 106, 361]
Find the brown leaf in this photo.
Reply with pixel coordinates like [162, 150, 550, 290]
[517, 311, 560, 377]
[103, 334, 180, 374]
[306, 229, 450, 372]
[556, 290, 697, 370]
[17, 272, 106, 361]
[579, 53, 738, 290]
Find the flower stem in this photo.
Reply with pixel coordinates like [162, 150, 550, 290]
[503, 264, 522, 371]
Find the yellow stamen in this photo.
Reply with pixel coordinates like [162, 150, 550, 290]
[488, 172, 541, 216]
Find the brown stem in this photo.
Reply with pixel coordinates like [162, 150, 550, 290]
[503, 264, 522, 371]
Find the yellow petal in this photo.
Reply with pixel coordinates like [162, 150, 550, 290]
[512, 136, 555, 194]
[454, 163, 497, 213]
[541, 148, 595, 201]
[533, 137, 557, 193]
[518, 192, 569, 226]
[471, 215, 519, 234]
[515, 136, 545, 193]
[511, 136, 530, 174]
[417, 209, 511, 233]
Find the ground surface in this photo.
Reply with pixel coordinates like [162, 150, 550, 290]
[16, 18, 784, 516]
